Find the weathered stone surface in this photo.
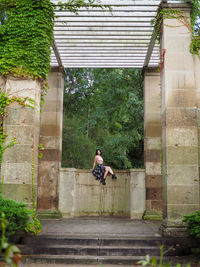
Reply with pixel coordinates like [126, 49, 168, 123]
[39, 136, 61, 150]
[164, 16, 191, 34]
[167, 185, 199, 205]
[146, 188, 162, 201]
[165, 53, 194, 72]
[166, 89, 196, 107]
[164, 35, 191, 53]
[166, 146, 198, 165]
[59, 168, 145, 218]
[167, 165, 199, 185]
[166, 109, 197, 127]
[38, 68, 64, 212]
[3, 125, 34, 145]
[40, 125, 61, 137]
[42, 100, 63, 112]
[3, 145, 33, 163]
[40, 149, 61, 161]
[145, 101, 161, 113]
[160, 6, 200, 234]
[167, 204, 199, 220]
[164, 71, 196, 91]
[166, 127, 198, 147]
[59, 169, 76, 217]
[1, 163, 32, 184]
[6, 77, 41, 104]
[38, 160, 59, 210]
[145, 137, 161, 150]
[145, 150, 161, 163]
[151, 200, 162, 211]
[145, 162, 161, 175]
[3, 106, 35, 126]
[145, 113, 162, 124]
[130, 170, 145, 219]
[40, 112, 58, 125]
[146, 175, 162, 188]
[145, 124, 162, 138]
[3, 184, 36, 203]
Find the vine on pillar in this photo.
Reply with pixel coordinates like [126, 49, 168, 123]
[152, 1, 200, 57]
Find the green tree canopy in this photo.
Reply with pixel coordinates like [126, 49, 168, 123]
[62, 68, 144, 170]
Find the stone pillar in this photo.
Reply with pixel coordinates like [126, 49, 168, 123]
[160, 3, 200, 236]
[37, 66, 65, 217]
[195, 56, 200, 179]
[143, 68, 162, 220]
[130, 169, 145, 219]
[1, 77, 41, 205]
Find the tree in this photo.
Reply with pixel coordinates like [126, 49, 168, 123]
[62, 68, 144, 169]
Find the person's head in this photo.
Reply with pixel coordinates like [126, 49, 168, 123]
[96, 149, 102, 155]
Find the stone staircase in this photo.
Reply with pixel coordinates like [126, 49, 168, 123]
[20, 235, 200, 265]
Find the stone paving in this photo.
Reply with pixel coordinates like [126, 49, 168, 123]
[38, 217, 161, 237]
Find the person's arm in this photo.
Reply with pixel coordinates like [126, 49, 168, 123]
[92, 156, 97, 170]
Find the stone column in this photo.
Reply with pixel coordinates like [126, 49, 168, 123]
[37, 66, 65, 218]
[160, 3, 200, 236]
[143, 67, 162, 220]
[1, 77, 41, 205]
[130, 169, 145, 219]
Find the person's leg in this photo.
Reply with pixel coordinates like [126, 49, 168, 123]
[104, 166, 117, 179]
[104, 166, 113, 175]
[103, 167, 109, 179]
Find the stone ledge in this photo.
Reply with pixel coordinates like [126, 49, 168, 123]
[143, 211, 163, 221]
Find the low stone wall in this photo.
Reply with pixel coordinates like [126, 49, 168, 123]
[59, 168, 145, 219]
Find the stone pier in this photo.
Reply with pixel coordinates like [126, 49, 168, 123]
[159, 2, 200, 236]
[143, 68, 162, 220]
[37, 67, 65, 217]
[1, 77, 41, 205]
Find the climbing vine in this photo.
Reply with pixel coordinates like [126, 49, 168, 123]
[0, 0, 109, 80]
[0, 91, 36, 167]
[0, 0, 54, 80]
[0, 89, 42, 234]
[152, 0, 200, 57]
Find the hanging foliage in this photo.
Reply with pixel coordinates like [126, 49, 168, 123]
[0, 0, 54, 79]
[0, 0, 109, 80]
[152, 0, 200, 57]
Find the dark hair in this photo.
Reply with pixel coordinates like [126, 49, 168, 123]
[96, 149, 102, 155]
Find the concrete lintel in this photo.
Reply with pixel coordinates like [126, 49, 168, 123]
[159, 2, 192, 11]
[50, 66, 66, 75]
[142, 66, 160, 76]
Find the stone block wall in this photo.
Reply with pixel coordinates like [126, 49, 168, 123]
[59, 168, 145, 218]
[1, 77, 41, 205]
[144, 68, 162, 220]
[160, 3, 200, 235]
[38, 67, 65, 214]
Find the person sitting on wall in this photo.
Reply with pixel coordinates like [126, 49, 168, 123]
[91, 149, 117, 185]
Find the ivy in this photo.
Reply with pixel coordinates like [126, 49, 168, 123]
[152, 0, 200, 57]
[56, 0, 110, 13]
[189, 0, 200, 56]
[0, 0, 109, 80]
[0, 90, 36, 168]
[0, 0, 54, 80]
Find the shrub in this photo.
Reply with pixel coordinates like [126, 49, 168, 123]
[183, 210, 200, 238]
[0, 198, 32, 239]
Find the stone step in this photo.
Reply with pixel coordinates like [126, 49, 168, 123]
[19, 244, 190, 257]
[22, 254, 197, 265]
[20, 235, 200, 265]
[23, 235, 200, 248]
